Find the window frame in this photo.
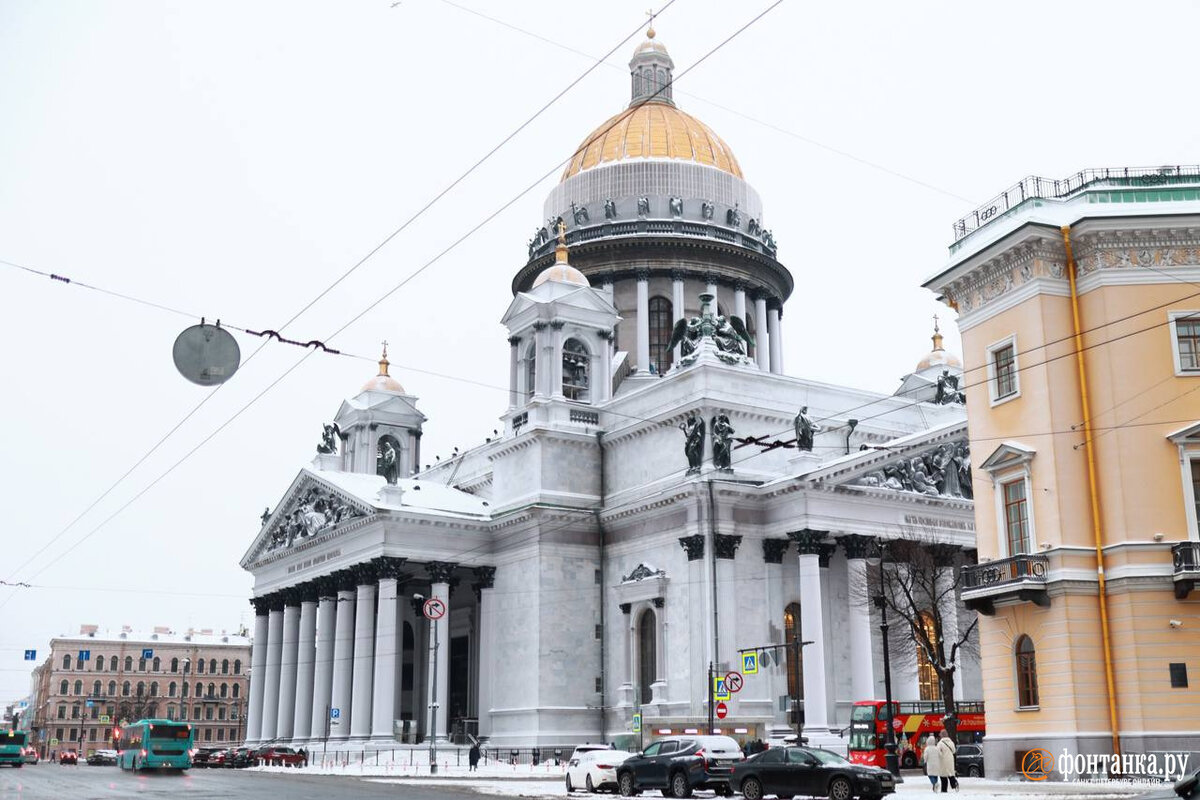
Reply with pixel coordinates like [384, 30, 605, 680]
[986, 334, 1020, 405]
[1169, 311, 1200, 376]
[647, 295, 675, 377]
[1014, 634, 1040, 710]
[1001, 476, 1034, 557]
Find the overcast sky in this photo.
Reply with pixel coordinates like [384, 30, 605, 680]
[2, 0, 1198, 702]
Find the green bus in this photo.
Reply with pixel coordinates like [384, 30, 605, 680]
[0, 730, 26, 767]
[115, 719, 193, 771]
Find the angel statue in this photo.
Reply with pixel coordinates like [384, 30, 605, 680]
[680, 415, 706, 473]
[317, 422, 341, 454]
[711, 414, 735, 470]
[667, 310, 754, 358]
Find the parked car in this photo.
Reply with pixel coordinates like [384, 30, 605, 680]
[256, 746, 305, 767]
[191, 748, 222, 768]
[570, 743, 614, 762]
[954, 743, 984, 777]
[567, 749, 634, 793]
[225, 747, 255, 768]
[59, 750, 78, 765]
[730, 746, 895, 800]
[616, 735, 744, 798]
[86, 750, 116, 766]
[22, 747, 38, 765]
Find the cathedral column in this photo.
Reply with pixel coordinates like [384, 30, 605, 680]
[762, 539, 790, 726]
[671, 271, 685, 365]
[508, 336, 521, 409]
[595, 330, 613, 402]
[754, 295, 770, 370]
[636, 271, 650, 373]
[292, 589, 318, 743]
[768, 302, 783, 374]
[330, 572, 357, 740]
[276, 591, 301, 740]
[426, 562, 457, 742]
[246, 599, 270, 744]
[550, 320, 565, 398]
[790, 531, 830, 733]
[261, 598, 285, 740]
[371, 558, 406, 741]
[350, 564, 378, 739]
[841, 536, 877, 707]
[473, 567, 497, 736]
[734, 283, 747, 323]
[618, 603, 634, 707]
[309, 581, 337, 740]
[532, 322, 548, 398]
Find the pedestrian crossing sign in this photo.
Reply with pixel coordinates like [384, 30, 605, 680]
[713, 676, 731, 701]
[632, 712, 642, 733]
[742, 652, 758, 675]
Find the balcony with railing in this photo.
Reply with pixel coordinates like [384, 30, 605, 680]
[961, 553, 1049, 615]
[1172, 541, 1200, 599]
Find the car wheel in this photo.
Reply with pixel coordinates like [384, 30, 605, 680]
[587, 775, 596, 792]
[901, 752, 917, 769]
[670, 771, 692, 799]
[828, 776, 852, 800]
[619, 773, 636, 797]
[968, 765, 981, 778]
[567, 775, 576, 793]
[742, 777, 764, 800]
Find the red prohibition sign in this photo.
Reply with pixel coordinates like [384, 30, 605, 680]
[423, 597, 446, 620]
[724, 671, 744, 693]
[715, 702, 728, 719]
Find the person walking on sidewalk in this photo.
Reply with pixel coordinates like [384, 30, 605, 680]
[922, 733, 939, 791]
[469, 742, 481, 772]
[936, 730, 959, 792]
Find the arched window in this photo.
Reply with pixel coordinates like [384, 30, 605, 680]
[150, 682, 159, 697]
[73, 680, 82, 696]
[221, 659, 229, 675]
[233, 659, 242, 675]
[637, 609, 657, 705]
[136, 681, 145, 697]
[122, 681, 131, 697]
[916, 611, 942, 702]
[1016, 635, 1039, 708]
[92, 680, 101, 697]
[195, 682, 202, 698]
[138, 658, 146, 672]
[182, 682, 189, 698]
[62, 654, 72, 670]
[232, 683, 240, 699]
[525, 343, 537, 401]
[109, 656, 118, 672]
[107, 680, 116, 697]
[220, 683, 228, 698]
[207, 682, 215, 698]
[563, 338, 590, 401]
[170, 658, 179, 673]
[94, 655, 103, 671]
[197, 659, 205, 674]
[784, 603, 804, 709]
[152, 657, 160, 672]
[209, 659, 217, 675]
[59, 680, 69, 695]
[124, 656, 132, 672]
[169, 682, 177, 698]
[648, 296, 674, 376]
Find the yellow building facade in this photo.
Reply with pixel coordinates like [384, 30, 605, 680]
[924, 168, 1200, 776]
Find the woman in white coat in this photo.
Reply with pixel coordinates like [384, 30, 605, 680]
[921, 733, 939, 791]
[935, 730, 959, 792]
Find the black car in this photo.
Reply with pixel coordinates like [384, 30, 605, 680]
[617, 735, 744, 797]
[954, 743, 984, 777]
[730, 747, 896, 800]
[191, 748, 222, 768]
[224, 747, 255, 768]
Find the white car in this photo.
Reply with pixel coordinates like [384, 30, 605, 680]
[566, 749, 634, 793]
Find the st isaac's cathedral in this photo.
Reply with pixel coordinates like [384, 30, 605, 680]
[241, 30, 979, 751]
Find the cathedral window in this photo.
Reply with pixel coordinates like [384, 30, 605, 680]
[563, 338, 590, 402]
[648, 296, 674, 376]
[637, 609, 657, 705]
[916, 611, 941, 701]
[783, 603, 804, 709]
[525, 343, 537, 401]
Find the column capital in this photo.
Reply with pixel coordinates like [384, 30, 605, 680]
[472, 566, 496, 600]
[767, 297, 783, 312]
[762, 538, 790, 564]
[732, 279, 750, 293]
[315, 574, 340, 599]
[714, 534, 742, 560]
[267, 592, 287, 613]
[619, 603, 632, 615]
[635, 268, 651, 282]
[839, 534, 879, 560]
[351, 561, 380, 587]
[508, 335, 522, 347]
[425, 561, 459, 585]
[332, 569, 358, 594]
[652, 597, 665, 609]
[249, 596, 271, 615]
[294, 580, 322, 604]
[789, 529, 831, 554]
[372, 556, 409, 582]
[280, 585, 305, 607]
[678, 534, 705, 561]
[532, 321, 548, 331]
[816, 543, 837, 568]
[669, 269, 686, 282]
[549, 319, 566, 330]
[596, 329, 615, 341]
[750, 288, 766, 302]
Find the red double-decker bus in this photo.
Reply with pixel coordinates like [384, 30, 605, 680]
[847, 700, 985, 769]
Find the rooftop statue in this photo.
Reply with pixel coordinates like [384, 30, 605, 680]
[667, 292, 754, 367]
[680, 414, 706, 474]
[316, 422, 341, 455]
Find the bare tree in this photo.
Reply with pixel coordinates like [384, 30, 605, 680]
[869, 535, 978, 738]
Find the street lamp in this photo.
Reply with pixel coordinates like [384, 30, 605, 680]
[413, 593, 440, 775]
[871, 543, 901, 779]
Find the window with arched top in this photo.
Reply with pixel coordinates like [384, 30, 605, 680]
[648, 296, 674, 376]
[525, 343, 537, 401]
[562, 338, 590, 402]
[638, 609, 657, 705]
[220, 683, 228, 698]
[916, 611, 942, 702]
[207, 682, 215, 698]
[138, 658, 146, 672]
[221, 659, 229, 675]
[1015, 635, 1039, 709]
[59, 680, 69, 695]
[233, 659, 242, 675]
[107, 680, 116, 697]
[169, 682, 177, 698]
[94, 655, 102, 671]
[209, 659, 217, 674]
[124, 656, 132, 672]
[109, 656, 118, 672]
[136, 681, 145, 697]
[195, 682, 202, 697]
[152, 657, 160, 672]
[92, 680, 101, 697]
[784, 603, 804, 708]
[73, 680, 82, 696]
[171, 657, 178, 673]
[122, 681, 131, 697]
[150, 682, 158, 697]
[197, 659, 205, 674]
[182, 682, 189, 698]
[62, 654, 72, 670]
[232, 683, 240, 699]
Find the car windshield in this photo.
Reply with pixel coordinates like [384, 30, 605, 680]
[804, 749, 850, 766]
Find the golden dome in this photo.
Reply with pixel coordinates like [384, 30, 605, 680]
[561, 103, 743, 181]
[533, 263, 590, 288]
[362, 343, 405, 393]
[916, 320, 963, 371]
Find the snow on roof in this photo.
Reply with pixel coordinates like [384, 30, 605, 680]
[51, 629, 250, 648]
[309, 467, 490, 518]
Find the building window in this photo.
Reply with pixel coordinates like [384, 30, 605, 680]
[1171, 663, 1189, 688]
[1003, 478, 1032, 555]
[1171, 312, 1200, 374]
[90, 705, 98, 720]
[89, 728, 97, 742]
[562, 338, 590, 402]
[60, 680, 69, 695]
[221, 659, 229, 675]
[1015, 635, 1039, 708]
[195, 682, 202, 697]
[991, 341, 1018, 401]
[233, 660, 242, 675]
[205, 707, 213, 721]
[783, 603, 804, 707]
[107, 681, 115, 697]
[92, 681, 101, 697]
[136, 681, 145, 697]
[57, 706, 65, 720]
[94, 655, 102, 671]
[207, 683, 215, 698]
[209, 659, 217, 675]
[74, 680, 82, 696]
[197, 659, 205, 675]
[124, 656, 132, 672]
[109, 656, 118, 672]
[182, 682, 189, 698]
[525, 343, 537, 401]
[170, 658, 179, 673]
[203, 728, 212, 742]
[122, 681, 130, 697]
[169, 682, 177, 698]
[232, 684, 240, 699]
[220, 683, 228, 699]
[71, 705, 80, 719]
[62, 655, 72, 670]
[916, 612, 941, 702]
[648, 296, 674, 376]
[218, 706, 226, 720]
[138, 658, 146, 672]
[1192, 460, 1200, 537]
[217, 728, 225, 741]
[637, 609, 656, 705]
[150, 682, 158, 697]
[152, 657, 160, 672]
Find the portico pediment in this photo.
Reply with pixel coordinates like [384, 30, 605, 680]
[614, 562, 669, 606]
[979, 441, 1036, 473]
[240, 471, 375, 569]
[807, 422, 973, 501]
[1167, 421, 1200, 445]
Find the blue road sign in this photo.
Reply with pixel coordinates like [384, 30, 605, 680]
[23, 650, 35, 661]
[78, 649, 91, 662]
[330, 707, 340, 719]
[142, 648, 153, 659]
[632, 712, 642, 733]
[713, 676, 731, 701]
[742, 652, 758, 675]
[18, 701, 27, 708]
[86, 700, 93, 708]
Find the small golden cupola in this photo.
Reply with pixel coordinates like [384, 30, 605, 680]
[361, 342, 407, 393]
[532, 219, 590, 288]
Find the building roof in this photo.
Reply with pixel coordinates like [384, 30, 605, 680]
[49, 629, 249, 649]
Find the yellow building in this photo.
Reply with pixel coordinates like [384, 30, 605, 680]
[924, 167, 1200, 777]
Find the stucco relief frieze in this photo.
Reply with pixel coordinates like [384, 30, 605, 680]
[261, 482, 368, 557]
[848, 440, 972, 499]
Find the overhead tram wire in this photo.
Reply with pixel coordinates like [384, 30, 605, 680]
[1, 1, 785, 599]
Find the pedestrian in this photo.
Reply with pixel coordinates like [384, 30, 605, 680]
[921, 733, 939, 791]
[298, 747, 307, 767]
[936, 730, 959, 792]
[469, 742, 481, 772]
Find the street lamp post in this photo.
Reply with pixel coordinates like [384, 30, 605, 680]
[414, 594, 440, 775]
[872, 543, 901, 779]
